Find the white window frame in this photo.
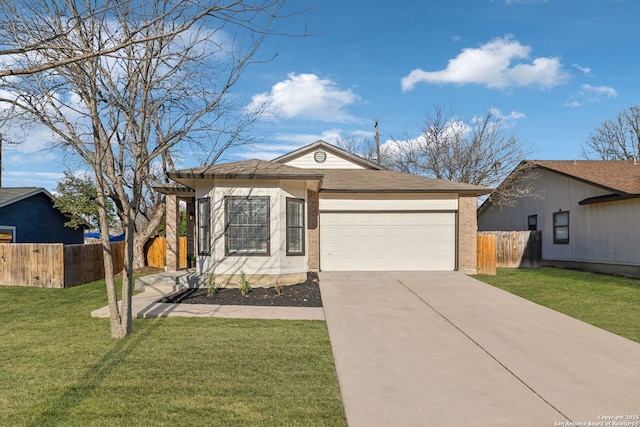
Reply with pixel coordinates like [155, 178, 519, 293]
[286, 198, 305, 256]
[0, 226, 16, 243]
[553, 211, 569, 244]
[225, 196, 270, 256]
[197, 198, 211, 256]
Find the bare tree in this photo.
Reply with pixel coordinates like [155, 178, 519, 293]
[390, 106, 532, 205]
[0, 0, 295, 338]
[581, 105, 640, 160]
[335, 133, 395, 168]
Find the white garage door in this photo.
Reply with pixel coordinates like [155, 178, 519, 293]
[320, 212, 456, 271]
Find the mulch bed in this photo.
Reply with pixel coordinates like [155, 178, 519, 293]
[158, 273, 322, 307]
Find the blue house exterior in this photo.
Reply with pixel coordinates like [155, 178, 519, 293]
[0, 187, 84, 244]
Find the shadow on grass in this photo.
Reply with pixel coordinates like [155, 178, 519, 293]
[28, 320, 162, 427]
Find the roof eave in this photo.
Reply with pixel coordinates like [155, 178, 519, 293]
[578, 193, 639, 205]
[529, 161, 638, 196]
[169, 172, 324, 181]
[153, 185, 196, 196]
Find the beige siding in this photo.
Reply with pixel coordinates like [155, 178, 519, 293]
[319, 193, 458, 211]
[195, 179, 309, 278]
[478, 169, 640, 266]
[283, 150, 365, 169]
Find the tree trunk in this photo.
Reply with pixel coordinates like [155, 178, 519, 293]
[133, 237, 147, 271]
[96, 175, 129, 338]
[133, 201, 165, 270]
[118, 214, 135, 338]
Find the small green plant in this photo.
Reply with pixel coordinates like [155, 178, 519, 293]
[239, 272, 252, 296]
[274, 276, 282, 296]
[207, 273, 218, 296]
[187, 253, 196, 268]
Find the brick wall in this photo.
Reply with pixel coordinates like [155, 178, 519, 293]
[307, 190, 320, 271]
[458, 195, 478, 274]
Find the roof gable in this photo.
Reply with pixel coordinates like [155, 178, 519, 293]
[528, 160, 640, 196]
[0, 187, 52, 209]
[479, 159, 640, 214]
[273, 140, 384, 170]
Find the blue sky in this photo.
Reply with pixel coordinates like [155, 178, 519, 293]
[3, 0, 639, 190]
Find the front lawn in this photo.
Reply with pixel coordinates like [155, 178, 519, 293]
[0, 279, 346, 426]
[475, 267, 640, 343]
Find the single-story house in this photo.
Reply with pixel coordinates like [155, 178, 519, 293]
[159, 141, 490, 286]
[0, 187, 85, 244]
[478, 160, 640, 278]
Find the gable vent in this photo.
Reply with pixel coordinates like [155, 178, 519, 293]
[314, 150, 327, 163]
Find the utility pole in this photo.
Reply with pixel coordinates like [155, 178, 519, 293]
[375, 119, 380, 166]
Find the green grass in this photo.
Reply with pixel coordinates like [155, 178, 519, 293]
[0, 279, 346, 426]
[475, 267, 640, 343]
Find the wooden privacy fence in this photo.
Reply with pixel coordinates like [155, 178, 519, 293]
[476, 233, 497, 275]
[145, 237, 187, 269]
[64, 242, 125, 287]
[0, 242, 124, 288]
[477, 231, 542, 274]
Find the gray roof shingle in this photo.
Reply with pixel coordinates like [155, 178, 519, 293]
[0, 187, 50, 209]
[167, 160, 491, 194]
[168, 159, 325, 181]
[312, 168, 490, 193]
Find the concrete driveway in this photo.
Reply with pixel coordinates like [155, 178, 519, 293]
[319, 271, 640, 427]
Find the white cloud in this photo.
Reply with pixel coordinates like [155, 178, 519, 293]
[4, 170, 63, 180]
[565, 84, 618, 107]
[247, 73, 361, 123]
[573, 63, 591, 74]
[236, 142, 306, 160]
[350, 129, 376, 138]
[2, 170, 64, 189]
[486, 107, 526, 126]
[401, 35, 569, 91]
[6, 152, 57, 165]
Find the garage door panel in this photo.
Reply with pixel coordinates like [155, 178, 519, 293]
[320, 212, 455, 271]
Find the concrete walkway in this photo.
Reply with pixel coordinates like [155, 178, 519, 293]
[91, 285, 325, 321]
[319, 271, 640, 427]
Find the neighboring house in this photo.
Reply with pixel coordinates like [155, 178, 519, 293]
[478, 160, 640, 278]
[159, 141, 490, 286]
[0, 187, 85, 244]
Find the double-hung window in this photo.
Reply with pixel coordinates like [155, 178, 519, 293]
[286, 198, 305, 256]
[528, 215, 538, 231]
[197, 198, 211, 255]
[226, 196, 270, 255]
[553, 211, 569, 244]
